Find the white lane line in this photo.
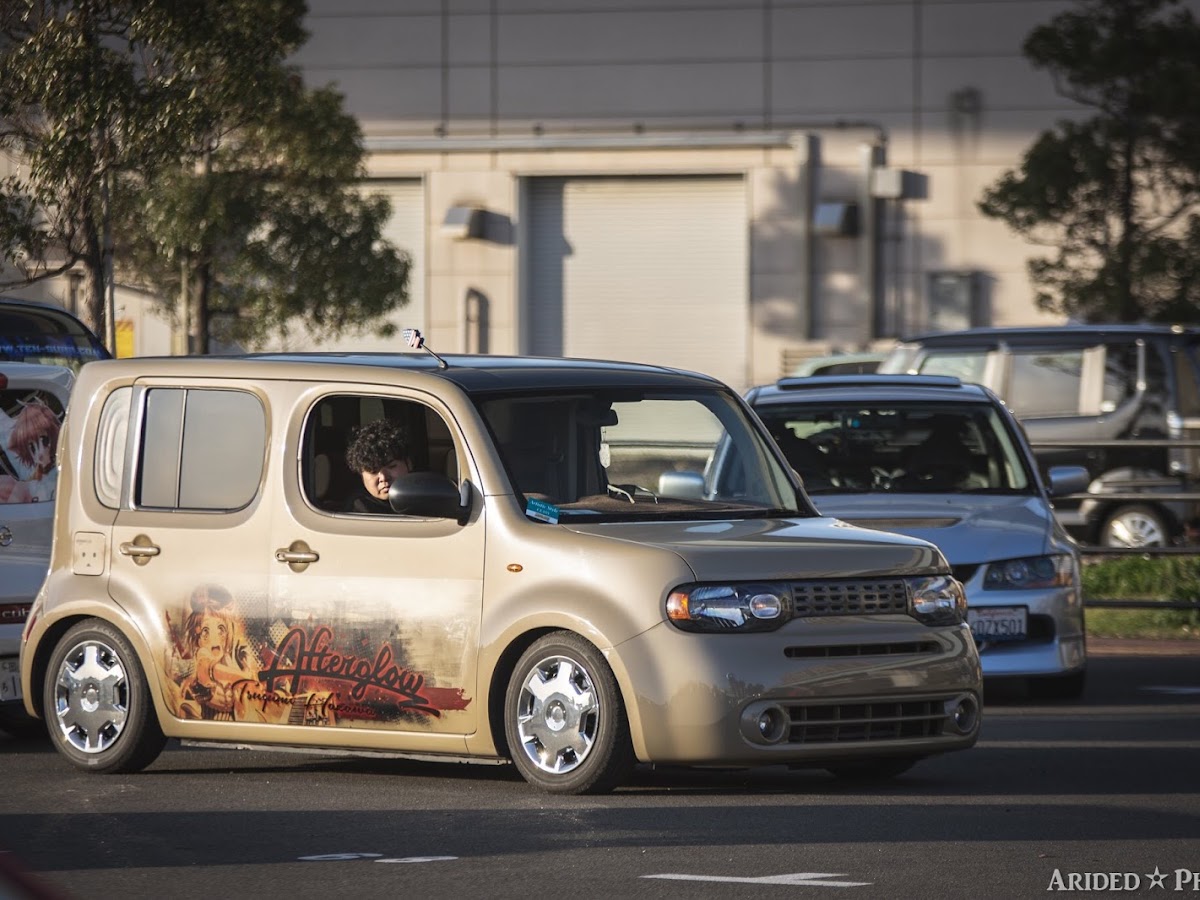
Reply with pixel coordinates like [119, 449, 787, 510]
[644, 872, 871, 887]
[1144, 686, 1200, 695]
[979, 740, 1200, 749]
[375, 856, 458, 864]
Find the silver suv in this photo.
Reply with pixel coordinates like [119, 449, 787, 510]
[21, 345, 981, 792]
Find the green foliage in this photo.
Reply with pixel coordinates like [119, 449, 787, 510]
[1, 1, 406, 351]
[978, 0, 1200, 323]
[1082, 556, 1200, 639]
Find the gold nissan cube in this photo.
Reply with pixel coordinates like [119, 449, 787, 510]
[20, 344, 981, 793]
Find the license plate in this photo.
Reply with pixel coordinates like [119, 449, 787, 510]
[0, 657, 21, 703]
[968, 606, 1028, 643]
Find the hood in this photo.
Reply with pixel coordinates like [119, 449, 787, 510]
[807, 493, 1056, 564]
[562, 516, 945, 581]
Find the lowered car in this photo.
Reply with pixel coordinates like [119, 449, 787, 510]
[745, 374, 1090, 699]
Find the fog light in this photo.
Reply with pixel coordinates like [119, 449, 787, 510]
[756, 706, 787, 744]
[946, 695, 979, 734]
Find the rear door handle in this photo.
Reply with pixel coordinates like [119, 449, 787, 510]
[119, 536, 161, 565]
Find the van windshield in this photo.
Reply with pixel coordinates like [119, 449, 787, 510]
[753, 401, 1035, 496]
[474, 388, 808, 523]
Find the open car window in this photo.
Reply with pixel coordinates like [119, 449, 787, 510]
[475, 388, 807, 523]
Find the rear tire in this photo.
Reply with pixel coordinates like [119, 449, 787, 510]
[504, 631, 634, 794]
[44, 619, 166, 773]
[1100, 504, 1170, 548]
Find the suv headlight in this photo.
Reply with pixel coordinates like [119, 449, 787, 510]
[908, 574, 967, 626]
[983, 554, 1075, 590]
[666, 583, 791, 632]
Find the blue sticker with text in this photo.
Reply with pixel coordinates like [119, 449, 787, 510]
[525, 497, 560, 524]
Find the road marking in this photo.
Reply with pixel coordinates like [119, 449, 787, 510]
[644, 872, 870, 887]
[376, 856, 458, 864]
[298, 853, 383, 861]
[1144, 686, 1200, 695]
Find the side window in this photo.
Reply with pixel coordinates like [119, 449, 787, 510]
[916, 351, 988, 383]
[1008, 351, 1084, 417]
[95, 386, 132, 508]
[0, 387, 65, 504]
[136, 388, 265, 511]
[301, 394, 457, 514]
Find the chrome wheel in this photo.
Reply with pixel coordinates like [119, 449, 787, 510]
[514, 654, 599, 775]
[1103, 505, 1168, 548]
[52, 637, 129, 754]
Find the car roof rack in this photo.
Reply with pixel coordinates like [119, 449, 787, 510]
[774, 374, 963, 390]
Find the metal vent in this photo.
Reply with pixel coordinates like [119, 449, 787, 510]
[783, 697, 949, 744]
[790, 578, 909, 617]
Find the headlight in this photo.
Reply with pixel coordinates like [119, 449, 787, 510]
[983, 554, 1075, 590]
[666, 583, 791, 632]
[907, 574, 967, 626]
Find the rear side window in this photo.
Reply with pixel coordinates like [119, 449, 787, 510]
[0, 387, 65, 504]
[136, 388, 266, 510]
[916, 351, 988, 383]
[1008, 351, 1084, 417]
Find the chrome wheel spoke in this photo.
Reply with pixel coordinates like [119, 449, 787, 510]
[515, 654, 600, 775]
[54, 640, 128, 754]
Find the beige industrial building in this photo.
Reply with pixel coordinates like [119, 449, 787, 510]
[8, 1, 1190, 388]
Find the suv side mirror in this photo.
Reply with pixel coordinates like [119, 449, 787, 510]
[1047, 465, 1089, 498]
[390, 472, 470, 523]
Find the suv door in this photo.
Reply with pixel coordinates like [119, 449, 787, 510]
[265, 383, 484, 746]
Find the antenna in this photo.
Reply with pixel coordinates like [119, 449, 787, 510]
[401, 328, 449, 369]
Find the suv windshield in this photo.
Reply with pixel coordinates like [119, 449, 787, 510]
[475, 388, 807, 522]
[0, 303, 110, 372]
[753, 401, 1034, 496]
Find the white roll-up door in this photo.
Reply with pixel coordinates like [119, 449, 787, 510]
[299, 179, 426, 352]
[526, 176, 748, 389]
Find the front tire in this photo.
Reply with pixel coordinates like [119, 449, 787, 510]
[44, 620, 166, 773]
[504, 632, 634, 794]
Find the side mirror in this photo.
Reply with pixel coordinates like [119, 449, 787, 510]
[390, 472, 470, 523]
[658, 470, 705, 500]
[1047, 465, 1089, 498]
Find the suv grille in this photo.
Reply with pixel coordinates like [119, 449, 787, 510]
[782, 697, 949, 744]
[790, 578, 909, 617]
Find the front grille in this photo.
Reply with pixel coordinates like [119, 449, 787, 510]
[790, 578, 909, 617]
[783, 697, 949, 744]
[784, 641, 942, 659]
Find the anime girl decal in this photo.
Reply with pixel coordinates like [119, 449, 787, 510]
[0, 395, 62, 504]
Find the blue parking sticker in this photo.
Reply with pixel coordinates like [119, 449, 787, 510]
[525, 497, 560, 524]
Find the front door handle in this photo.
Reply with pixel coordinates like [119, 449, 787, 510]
[275, 540, 319, 572]
[119, 535, 161, 566]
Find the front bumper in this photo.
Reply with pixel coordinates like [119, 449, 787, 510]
[613, 614, 982, 766]
[964, 579, 1087, 678]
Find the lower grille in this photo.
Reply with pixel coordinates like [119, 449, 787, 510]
[782, 697, 949, 744]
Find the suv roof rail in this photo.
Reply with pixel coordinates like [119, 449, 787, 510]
[774, 374, 963, 390]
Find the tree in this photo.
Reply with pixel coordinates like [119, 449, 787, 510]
[0, 0, 308, 343]
[978, 0, 1200, 323]
[117, 75, 410, 353]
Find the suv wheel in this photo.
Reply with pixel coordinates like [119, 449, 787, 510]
[1100, 504, 1170, 548]
[504, 632, 634, 794]
[44, 620, 166, 773]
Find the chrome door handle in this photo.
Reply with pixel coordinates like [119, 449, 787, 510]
[275, 549, 319, 564]
[275, 540, 319, 572]
[119, 542, 160, 558]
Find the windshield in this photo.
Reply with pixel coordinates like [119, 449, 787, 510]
[474, 388, 808, 523]
[0, 304, 110, 372]
[753, 401, 1035, 495]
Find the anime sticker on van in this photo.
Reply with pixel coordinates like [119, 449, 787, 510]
[0, 390, 63, 504]
[162, 584, 470, 727]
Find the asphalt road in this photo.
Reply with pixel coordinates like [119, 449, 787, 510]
[1, 645, 1197, 900]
